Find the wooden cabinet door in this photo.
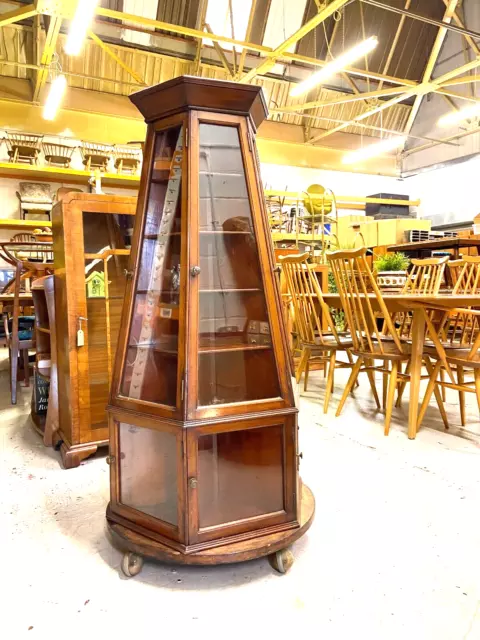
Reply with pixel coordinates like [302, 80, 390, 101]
[186, 111, 294, 420]
[186, 414, 298, 546]
[113, 116, 188, 421]
[109, 413, 185, 543]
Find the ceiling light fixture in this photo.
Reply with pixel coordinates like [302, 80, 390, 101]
[438, 104, 480, 128]
[290, 36, 379, 98]
[43, 75, 67, 121]
[65, 0, 99, 56]
[342, 135, 406, 165]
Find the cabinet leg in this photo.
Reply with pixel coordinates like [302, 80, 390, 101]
[60, 442, 99, 469]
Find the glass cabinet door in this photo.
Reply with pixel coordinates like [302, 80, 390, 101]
[187, 416, 297, 544]
[195, 122, 281, 410]
[120, 125, 184, 410]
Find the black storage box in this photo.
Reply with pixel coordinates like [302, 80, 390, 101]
[366, 193, 410, 219]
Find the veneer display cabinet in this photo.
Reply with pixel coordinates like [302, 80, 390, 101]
[106, 76, 315, 576]
[53, 193, 136, 468]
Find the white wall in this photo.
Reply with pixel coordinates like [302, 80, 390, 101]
[403, 0, 480, 173]
[260, 163, 408, 216]
[404, 154, 480, 227]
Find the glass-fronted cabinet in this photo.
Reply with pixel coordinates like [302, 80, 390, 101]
[106, 77, 314, 576]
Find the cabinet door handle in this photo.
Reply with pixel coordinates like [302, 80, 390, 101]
[190, 266, 201, 277]
[123, 269, 134, 279]
[189, 477, 198, 489]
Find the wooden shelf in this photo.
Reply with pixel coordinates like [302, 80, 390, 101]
[0, 218, 52, 230]
[199, 288, 261, 293]
[0, 162, 141, 189]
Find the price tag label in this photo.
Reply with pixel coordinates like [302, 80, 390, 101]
[77, 329, 85, 347]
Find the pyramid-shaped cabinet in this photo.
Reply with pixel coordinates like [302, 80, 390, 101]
[106, 76, 315, 576]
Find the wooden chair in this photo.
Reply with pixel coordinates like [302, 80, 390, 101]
[3, 303, 34, 397]
[327, 248, 448, 435]
[421, 255, 480, 427]
[0, 243, 53, 404]
[447, 258, 465, 289]
[279, 253, 356, 413]
[402, 255, 449, 296]
[417, 303, 480, 431]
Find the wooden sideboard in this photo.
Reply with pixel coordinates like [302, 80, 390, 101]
[52, 193, 136, 468]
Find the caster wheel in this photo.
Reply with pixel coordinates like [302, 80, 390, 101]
[269, 548, 294, 574]
[121, 552, 144, 577]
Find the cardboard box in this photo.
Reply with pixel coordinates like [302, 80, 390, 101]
[336, 215, 378, 248]
[377, 218, 431, 246]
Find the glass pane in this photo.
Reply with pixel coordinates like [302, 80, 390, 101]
[197, 425, 284, 528]
[119, 422, 178, 525]
[121, 126, 184, 407]
[81, 212, 132, 430]
[198, 123, 280, 406]
[84, 255, 129, 429]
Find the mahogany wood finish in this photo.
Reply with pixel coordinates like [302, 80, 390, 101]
[52, 193, 136, 469]
[106, 77, 313, 574]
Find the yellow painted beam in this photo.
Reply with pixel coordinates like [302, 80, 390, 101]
[94, 5, 415, 89]
[0, 218, 52, 230]
[265, 190, 420, 207]
[239, 0, 350, 84]
[33, 15, 62, 103]
[0, 4, 37, 28]
[203, 23, 234, 78]
[403, 0, 460, 136]
[88, 30, 146, 86]
[309, 56, 480, 144]
[270, 86, 412, 114]
[0, 162, 140, 188]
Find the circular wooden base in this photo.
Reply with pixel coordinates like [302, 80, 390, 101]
[107, 484, 315, 568]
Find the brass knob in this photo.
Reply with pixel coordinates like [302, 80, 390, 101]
[189, 477, 198, 489]
[190, 266, 201, 277]
[106, 455, 116, 465]
[123, 269, 134, 279]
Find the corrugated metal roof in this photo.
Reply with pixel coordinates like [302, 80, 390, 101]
[0, 15, 411, 142]
[297, 0, 446, 83]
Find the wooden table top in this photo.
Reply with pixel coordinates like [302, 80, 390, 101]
[323, 292, 480, 309]
[388, 238, 480, 252]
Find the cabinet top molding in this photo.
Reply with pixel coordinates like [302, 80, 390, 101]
[130, 76, 268, 129]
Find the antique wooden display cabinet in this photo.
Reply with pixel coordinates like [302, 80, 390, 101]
[106, 76, 314, 576]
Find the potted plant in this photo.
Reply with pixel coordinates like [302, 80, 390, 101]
[374, 252, 410, 291]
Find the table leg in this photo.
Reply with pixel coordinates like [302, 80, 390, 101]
[408, 308, 426, 439]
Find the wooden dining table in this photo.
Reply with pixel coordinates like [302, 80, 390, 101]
[322, 292, 480, 439]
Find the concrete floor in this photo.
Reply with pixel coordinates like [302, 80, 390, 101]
[2, 355, 480, 638]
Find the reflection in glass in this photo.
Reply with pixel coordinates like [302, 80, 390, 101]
[197, 425, 284, 528]
[81, 212, 131, 429]
[198, 123, 280, 406]
[121, 126, 183, 407]
[119, 422, 178, 525]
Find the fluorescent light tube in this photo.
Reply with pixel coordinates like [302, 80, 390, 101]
[290, 36, 379, 98]
[43, 75, 67, 121]
[342, 136, 406, 165]
[65, 0, 99, 56]
[438, 104, 480, 128]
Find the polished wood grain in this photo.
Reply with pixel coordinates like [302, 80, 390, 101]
[52, 194, 136, 468]
[389, 237, 480, 259]
[107, 77, 311, 567]
[107, 483, 313, 563]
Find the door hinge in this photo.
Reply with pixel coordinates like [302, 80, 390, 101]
[184, 127, 188, 148]
[181, 378, 185, 401]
